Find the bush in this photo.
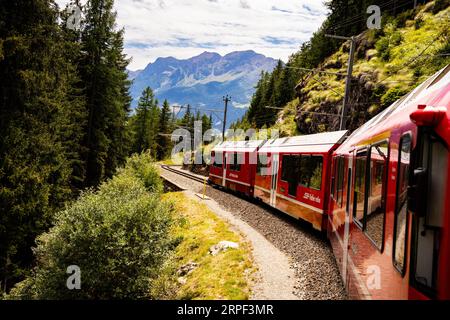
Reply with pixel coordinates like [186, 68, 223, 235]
[381, 87, 408, 108]
[7, 171, 175, 300]
[375, 36, 391, 61]
[120, 152, 163, 194]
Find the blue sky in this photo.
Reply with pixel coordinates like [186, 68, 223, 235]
[57, 0, 328, 70]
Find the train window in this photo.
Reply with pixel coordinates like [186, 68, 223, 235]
[213, 152, 223, 168]
[257, 153, 270, 176]
[365, 141, 388, 250]
[353, 150, 367, 227]
[229, 153, 242, 172]
[281, 155, 300, 182]
[281, 155, 301, 196]
[299, 155, 323, 190]
[393, 134, 411, 275]
[336, 157, 345, 207]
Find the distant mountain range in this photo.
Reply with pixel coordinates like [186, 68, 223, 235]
[128, 50, 277, 127]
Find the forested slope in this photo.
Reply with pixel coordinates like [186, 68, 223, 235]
[232, 0, 450, 136]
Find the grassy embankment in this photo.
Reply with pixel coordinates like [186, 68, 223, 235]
[164, 192, 254, 300]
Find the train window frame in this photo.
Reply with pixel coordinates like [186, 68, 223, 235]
[392, 132, 412, 276]
[364, 139, 389, 253]
[353, 147, 369, 230]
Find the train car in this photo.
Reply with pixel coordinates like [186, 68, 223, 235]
[328, 65, 450, 300]
[209, 140, 265, 197]
[254, 131, 348, 231]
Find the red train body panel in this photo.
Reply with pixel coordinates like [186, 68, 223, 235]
[209, 140, 265, 197]
[328, 65, 450, 300]
[207, 64, 450, 300]
[254, 131, 348, 231]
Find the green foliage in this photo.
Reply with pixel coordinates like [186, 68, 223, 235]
[7, 162, 175, 299]
[0, 0, 133, 292]
[381, 87, 409, 108]
[376, 36, 391, 61]
[80, 0, 132, 187]
[119, 152, 164, 194]
[157, 100, 174, 160]
[130, 87, 160, 156]
[0, 0, 76, 291]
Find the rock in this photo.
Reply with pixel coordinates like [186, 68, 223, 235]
[209, 241, 239, 256]
[177, 277, 187, 285]
[177, 261, 199, 276]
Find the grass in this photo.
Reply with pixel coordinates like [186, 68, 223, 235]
[163, 192, 254, 300]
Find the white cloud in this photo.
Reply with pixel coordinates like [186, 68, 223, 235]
[56, 0, 328, 70]
[233, 102, 250, 109]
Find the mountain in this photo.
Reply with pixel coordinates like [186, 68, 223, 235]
[128, 50, 277, 127]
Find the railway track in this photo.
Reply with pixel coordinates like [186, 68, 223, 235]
[160, 165, 207, 184]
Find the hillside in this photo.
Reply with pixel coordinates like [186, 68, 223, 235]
[234, 1, 450, 137]
[129, 51, 277, 126]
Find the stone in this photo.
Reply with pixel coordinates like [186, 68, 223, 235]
[209, 241, 239, 256]
[177, 261, 199, 276]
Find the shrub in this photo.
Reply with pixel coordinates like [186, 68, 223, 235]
[120, 152, 163, 194]
[8, 172, 175, 299]
[381, 87, 408, 108]
[375, 36, 391, 61]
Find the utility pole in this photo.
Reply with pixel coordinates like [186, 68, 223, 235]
[222, 95, 231, 140]
[325, 34, 356, 130]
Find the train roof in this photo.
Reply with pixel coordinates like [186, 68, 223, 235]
[258, 130, 348, 154]
[212, 139, 266, 152]
[339, 64, 450, 151]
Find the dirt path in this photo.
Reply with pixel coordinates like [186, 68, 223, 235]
[184, 190, 298, 300]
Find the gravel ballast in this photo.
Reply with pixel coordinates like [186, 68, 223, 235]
[160, 166, 347, 300]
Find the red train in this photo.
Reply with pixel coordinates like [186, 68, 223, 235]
[209, 64, 450, 300]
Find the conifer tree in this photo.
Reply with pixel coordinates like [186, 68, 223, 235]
[79, 0, 131, 186]
[157, 99, 172, 160]
[0, 0, 73, 290]
[132, 87, 157, 154]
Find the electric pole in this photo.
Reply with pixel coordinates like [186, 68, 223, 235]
[325, 34, 356, 130]
[222, 95, 231, 140]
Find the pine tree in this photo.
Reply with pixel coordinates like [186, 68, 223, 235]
[0, 0, 73, 290]
[79, 0, 131, 187]
[181, 104, 193, 132]
[59, 1, 89, 192]
[157, 99, 172, 160]
[132, 87, 157, 154]
[201, 114, 212, 137]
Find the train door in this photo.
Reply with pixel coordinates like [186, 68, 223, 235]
[409, 129, 449, 299]
[342, 157, 353, 287]
[270, 154, 280, 206]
